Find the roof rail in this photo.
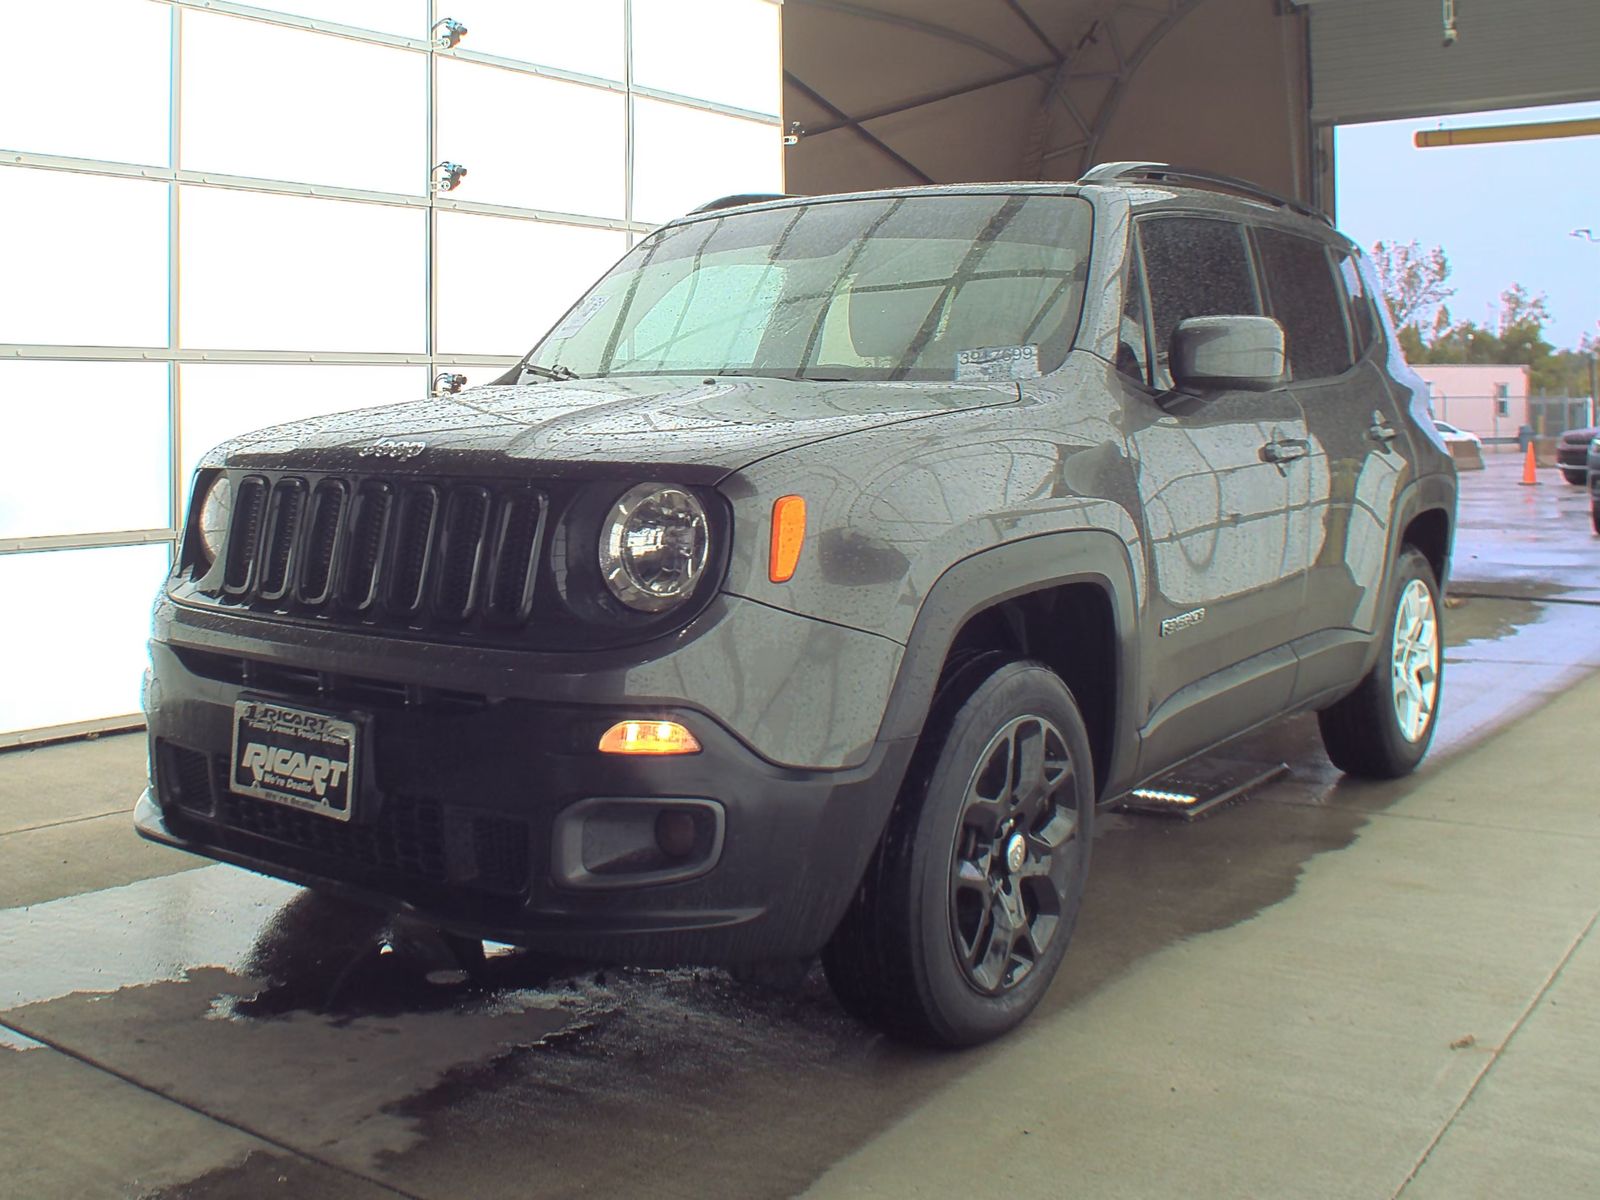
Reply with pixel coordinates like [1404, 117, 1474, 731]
[688, 192, 792, 215]
[1077, 161, 1332, 227]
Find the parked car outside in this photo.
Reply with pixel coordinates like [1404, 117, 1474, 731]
[1588, 435, 1600, 534]
[1558, 425, 1598, 485]
[1431, 419, 1481, 448]
[135, 164, 1457, 1046]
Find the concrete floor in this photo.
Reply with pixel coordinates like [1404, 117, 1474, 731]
[1, 454, 1597, 1200]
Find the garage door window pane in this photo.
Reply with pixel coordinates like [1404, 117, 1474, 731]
[181, 11, 425, 195]
[179, 187, 424, 352]
[632, 0, 780, 115]
[449, 1, 624, 80]
[632, 99, 782, 225]
[436, 60, 624, 217]
[0, 363, 170, 540]
[0, 0, 170, 167]
[435, 211, 627, 356]
[246, 0, 427, 38]
[178, 364, 425, 487]
[0, 169, 169, 348]
[0, 545, 170, 737]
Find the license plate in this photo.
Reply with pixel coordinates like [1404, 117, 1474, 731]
[230, 699, 358, 821]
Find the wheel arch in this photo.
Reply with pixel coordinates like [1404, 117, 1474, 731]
[876, 530, 1143, 801]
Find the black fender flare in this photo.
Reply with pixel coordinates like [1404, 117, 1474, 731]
[1358, 470, 1457, 677]
[873, 529, 1144, 799]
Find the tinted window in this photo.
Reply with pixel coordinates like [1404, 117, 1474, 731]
[1256, 228, 1353, 380]
[1337, 252, 1380, 355]
[1138, 217, 1260, 388]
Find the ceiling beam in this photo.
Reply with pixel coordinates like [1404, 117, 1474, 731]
[1001, 0, 1065, 60]
[784, 71, 937, 184]
[799, 62, 1063, 137]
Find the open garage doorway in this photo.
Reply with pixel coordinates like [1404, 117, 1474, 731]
[1332, 98, 1600, 450]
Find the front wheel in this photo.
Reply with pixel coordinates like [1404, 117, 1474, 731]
[822, 660, 1095, 1047]
[1318, 547, 1443, 778]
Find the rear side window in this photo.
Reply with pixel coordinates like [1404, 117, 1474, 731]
[1256, 228, 1354, 381]
[1336, 251, 1380, 356]
[1138, 217, 1260, 388]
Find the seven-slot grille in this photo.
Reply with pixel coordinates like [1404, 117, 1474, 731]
[211, 473, 546, 633]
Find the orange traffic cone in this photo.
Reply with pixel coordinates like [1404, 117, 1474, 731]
[1519, 441, 1539, 486]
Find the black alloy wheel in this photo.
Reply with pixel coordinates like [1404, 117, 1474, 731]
[822, 659, 1095, 1047]
[949, 714, 1080, 995]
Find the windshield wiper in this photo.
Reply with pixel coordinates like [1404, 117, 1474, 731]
[519, 362, 579, 382]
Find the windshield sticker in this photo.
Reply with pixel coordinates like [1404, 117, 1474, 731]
[955, 344, 1041, 382]
[549, 293, 611, 340]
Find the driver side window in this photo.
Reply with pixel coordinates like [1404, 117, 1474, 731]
[1138, 216, 1261, 389]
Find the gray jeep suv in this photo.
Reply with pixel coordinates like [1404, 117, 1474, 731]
[137, 162, 1456, 1046]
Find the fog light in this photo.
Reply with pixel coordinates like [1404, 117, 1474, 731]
[598, 720, 701, 755]
[656, 809, 698, 859]
[551, 797, 726, 889]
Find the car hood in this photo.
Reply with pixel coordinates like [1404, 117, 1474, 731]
[204, 375, 1020, 481]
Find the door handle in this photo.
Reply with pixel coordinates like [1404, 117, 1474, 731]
[1368, 410, 1399, 446]
[1260, 438, 1310, 464]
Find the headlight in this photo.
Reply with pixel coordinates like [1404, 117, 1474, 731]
[197, 474, 233, 565]
[598, 483, 710, 612]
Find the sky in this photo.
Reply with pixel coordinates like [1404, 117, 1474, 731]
[1335, 99, 1600, 351]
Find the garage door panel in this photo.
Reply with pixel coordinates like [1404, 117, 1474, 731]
[0, 545, 170, 738]
[1310, 0, 1600, 124]
[0, 363, 171, 542]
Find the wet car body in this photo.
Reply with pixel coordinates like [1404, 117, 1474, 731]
[138, 167, 1457, 1041]
[1589, 434, 1600, 533]
[1558, 425, 1598, 484]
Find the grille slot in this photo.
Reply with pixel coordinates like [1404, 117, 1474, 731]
[257, 478, 307, 600]
[433, 486, 491, 621]
[223, 475, 269, 594]
[386, 485, 440, 615]
[485, 493, 544, 623]
[340, 481, 395, 612]
[205, 471, 546, 635]
[296, 480, 348, 605]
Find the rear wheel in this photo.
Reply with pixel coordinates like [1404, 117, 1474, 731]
[822, 660, 1095, 1047]
[1592, 500, 1599, 536]
[1318, 547, 1442, 778]
[1561, 468, 1586, 486]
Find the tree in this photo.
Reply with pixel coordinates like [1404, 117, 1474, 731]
[1369, 240, 1456, 334]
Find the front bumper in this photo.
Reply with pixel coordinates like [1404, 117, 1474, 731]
[138, 617, 915, 965]
[1557, 444, 1591, 471]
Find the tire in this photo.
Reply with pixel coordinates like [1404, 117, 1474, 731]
[1592, 502, 1599, 537]
[1318, 547, 1443, 778]
[1561, 468, 1587, 486]
[821, 659, 1095, 1047]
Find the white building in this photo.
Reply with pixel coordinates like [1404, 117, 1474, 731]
[1413, 363, 1530, 442]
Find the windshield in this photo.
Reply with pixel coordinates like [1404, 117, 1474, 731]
[526, 193, 1093, 383]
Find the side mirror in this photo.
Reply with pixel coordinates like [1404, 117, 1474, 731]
[1170, 315, 1286, 391]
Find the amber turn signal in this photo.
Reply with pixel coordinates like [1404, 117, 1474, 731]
[769, 495, 806, 583]
[597, 720, 702, 756]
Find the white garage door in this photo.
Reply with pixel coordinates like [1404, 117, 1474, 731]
[1305, 0, 1600, 125]
[0, 0, 783, 746]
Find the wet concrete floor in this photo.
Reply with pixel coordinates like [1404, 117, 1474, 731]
[1, 454, 1596, 1199]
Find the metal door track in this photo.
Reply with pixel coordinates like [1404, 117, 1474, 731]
[1114, 759, 1289, 821]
